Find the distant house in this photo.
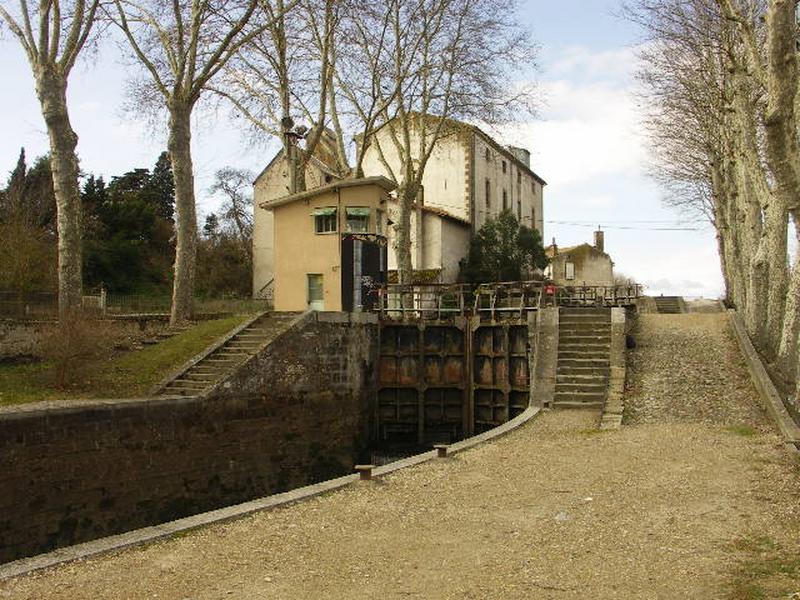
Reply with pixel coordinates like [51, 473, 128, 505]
[361, 115, 546, 283]
[264, 177, 395, 312]
[546, 230, 614, 287]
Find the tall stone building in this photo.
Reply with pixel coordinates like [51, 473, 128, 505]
[360, 116, 547, 283]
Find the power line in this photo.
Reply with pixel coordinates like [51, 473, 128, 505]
[546, 220, 705, 231]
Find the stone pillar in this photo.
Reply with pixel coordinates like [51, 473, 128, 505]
[529, 307, 559, 409]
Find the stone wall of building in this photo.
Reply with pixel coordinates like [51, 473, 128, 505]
[0, 313, 378, 564]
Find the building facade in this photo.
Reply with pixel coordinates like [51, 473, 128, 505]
[361, 117, 546, 283]
[252, 144, 341, 299]
[267, 177, 395, 312]
[546, 231, 614, 288]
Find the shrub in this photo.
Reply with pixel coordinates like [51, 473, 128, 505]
[40, 311, 112, 388]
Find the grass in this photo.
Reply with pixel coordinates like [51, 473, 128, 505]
[725, 424, 758, 437]
[0, 315, 248, 407]
[728, 535, 800, 599]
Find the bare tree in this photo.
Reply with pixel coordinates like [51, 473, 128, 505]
[213, 0, 341, 193]
[110, 0, 280, 324]
[209, 166, 254, 245]
[627, 0, 800, 397]
[0, 0, 101, 315]
[337, 0, 537, 284]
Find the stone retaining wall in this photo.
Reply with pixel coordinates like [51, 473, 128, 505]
[0, 313, 377, 564]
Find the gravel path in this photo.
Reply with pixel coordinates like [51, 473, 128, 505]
[2, 314, 799, 599]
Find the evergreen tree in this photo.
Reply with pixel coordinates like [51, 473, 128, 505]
[145, 152, 175, 221]
[463, 210, 549, 283]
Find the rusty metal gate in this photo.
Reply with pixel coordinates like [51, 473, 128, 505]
[377, 318, 531, 445]
[472, 323, 531, 433]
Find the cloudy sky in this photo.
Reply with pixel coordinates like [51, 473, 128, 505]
[0, 0, 724, 298]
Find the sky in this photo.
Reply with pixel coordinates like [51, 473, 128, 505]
[0, 1, 724, 298]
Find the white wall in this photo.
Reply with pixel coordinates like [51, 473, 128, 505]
[361, 126, 470, 221]
[472, 135, 544, 240]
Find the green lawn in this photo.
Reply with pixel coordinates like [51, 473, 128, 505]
[0, 315, 249, 407]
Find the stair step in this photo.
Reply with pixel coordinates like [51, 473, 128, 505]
[556, 383, 608, 394]
[556, 373, 608, 386]
[558, 367, 610, 377]
[559, 345, 609, 352]
[555, 388, 606, 397]
[553, 400, 605, 410]
[558, 335, 611, 343]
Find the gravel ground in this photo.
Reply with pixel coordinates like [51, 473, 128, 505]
[2, 313, 799, 599]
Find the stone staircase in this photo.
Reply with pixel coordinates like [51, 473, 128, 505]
[654, 296, 683, 314]
[554, 307, 611, 409]
[153, 312, 298, 397]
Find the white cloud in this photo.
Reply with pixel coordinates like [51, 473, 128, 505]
[548, 45, 640, 84]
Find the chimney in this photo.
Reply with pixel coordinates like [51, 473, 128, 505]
[594, 229, 605, 253]
[506, 146, 531, 169]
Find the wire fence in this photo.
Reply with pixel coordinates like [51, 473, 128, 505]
[0, 290, 270, 319]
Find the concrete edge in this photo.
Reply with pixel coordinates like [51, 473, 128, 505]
[0, 405, 541, 580]
[149, 311, 269, 395]
[599, 307, 626, 429]
[727, 310, 800, 448]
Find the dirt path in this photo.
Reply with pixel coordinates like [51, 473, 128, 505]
[3, 314, 799, 599]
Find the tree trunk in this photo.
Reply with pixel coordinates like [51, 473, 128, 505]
[35, 68, 82, 317]
[395, 181, 418, 287]
[168, 105, 198, 325]
[777, 223, 800, 381]
[764, 202, 789, 355]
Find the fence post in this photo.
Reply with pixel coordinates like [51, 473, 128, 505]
[100, 285, 107, 315]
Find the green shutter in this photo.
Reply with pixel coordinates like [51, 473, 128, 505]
[345, 207, 371, 217]
[311, 207, 337, 216]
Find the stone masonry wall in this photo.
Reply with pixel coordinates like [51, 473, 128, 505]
[0, 313, 377, 564]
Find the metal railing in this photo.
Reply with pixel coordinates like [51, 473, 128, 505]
[373, 281, 642, 321]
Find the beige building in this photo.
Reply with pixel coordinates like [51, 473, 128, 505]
[252, 143, 341, 299]
[546, 231, 614, 287]
[361, 116, 546, 283]
[266, 177, 395, 312]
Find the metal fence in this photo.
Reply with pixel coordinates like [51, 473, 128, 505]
[0, 290, 269, 319]
[374, 281, 643, 321]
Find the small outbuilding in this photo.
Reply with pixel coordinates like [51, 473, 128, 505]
[263, 176, 396, 312]
[546, 230, 614, 287]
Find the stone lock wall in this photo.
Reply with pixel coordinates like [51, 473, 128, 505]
[0, 313, 378, 565]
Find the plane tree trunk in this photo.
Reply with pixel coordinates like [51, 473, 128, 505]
[168, 104, 198, 325]
[34, 68, 83, 316]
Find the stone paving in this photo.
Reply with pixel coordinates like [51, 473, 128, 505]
[2, 313, 800, 599]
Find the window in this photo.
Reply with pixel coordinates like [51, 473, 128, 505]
[502, 189, 508, 211]
[345, 207, 370, 233]
[565, 262, 575, 280]
[376, 209, 385, 235]
[531, 207, 536, 226]
[517, 171, 521, 184]
[502, 160, 507, 174]
[313, 207, 337, 234]
[485, 148, 491, 162]
[532, 181, 536, 193]
[485, 178, 491, 209]
[517, 200, 522, 220]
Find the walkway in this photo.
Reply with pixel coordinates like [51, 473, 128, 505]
[3, 314, 800, 599]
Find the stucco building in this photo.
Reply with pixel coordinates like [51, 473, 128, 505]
[252, 136, 342, 299]
[360, 117, 546, 283]
[265, 177, 395, 312]
[546, 231, 614, 287]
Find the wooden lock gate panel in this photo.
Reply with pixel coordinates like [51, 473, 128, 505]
[377, 317, 532, 445]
